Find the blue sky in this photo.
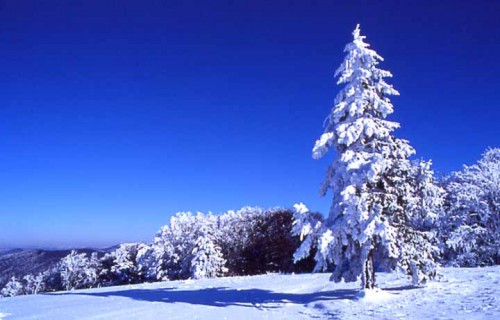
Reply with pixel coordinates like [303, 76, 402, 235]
[1, 0, 499, 248]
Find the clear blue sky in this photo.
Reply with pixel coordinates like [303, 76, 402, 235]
[1, 0, 499, 248]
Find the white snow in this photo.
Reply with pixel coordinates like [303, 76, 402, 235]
[0, 266, 499, 319]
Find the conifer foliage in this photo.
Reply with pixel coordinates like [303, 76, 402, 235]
[190, 225, 227, 279]
[303, 25, 440, 289]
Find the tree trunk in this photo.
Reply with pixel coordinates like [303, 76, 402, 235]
[364, 251, 375, 289]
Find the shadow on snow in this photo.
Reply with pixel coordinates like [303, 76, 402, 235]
[59, 287, 360, 308]
[382, 285, 421, 292]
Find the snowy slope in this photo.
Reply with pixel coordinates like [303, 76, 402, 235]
[0, 266, 499, 320]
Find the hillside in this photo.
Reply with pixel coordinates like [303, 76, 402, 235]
[0, 249, 105, 289]
[0, 266, 498, 319]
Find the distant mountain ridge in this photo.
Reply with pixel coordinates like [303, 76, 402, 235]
[0, 248, 110, 289]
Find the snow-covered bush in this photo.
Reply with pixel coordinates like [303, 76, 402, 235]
[154, 209, 251, 280]
[0, 276, 24, 297]
[59, 251, 98, 290]
[135, 243, 158, 281]
[98, 243, 145, 285]
[40, 266, 65, 293]
[0, 272, 49, 297]
[153, 212, 209, 280]
[300, 25, 441, 289]
[440, 148, 500, 266]
[151, 206, 314, 280]
[0, 206, 316, 296]
[217, 207, 264, 275]
[217, 206, 316, 275]
[22, 273, 46, 295]
[241, 208, 311, 274]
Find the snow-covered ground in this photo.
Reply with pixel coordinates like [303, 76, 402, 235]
[0, 266, 498, 319]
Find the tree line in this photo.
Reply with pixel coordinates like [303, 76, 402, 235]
[1, 207, 316, 297]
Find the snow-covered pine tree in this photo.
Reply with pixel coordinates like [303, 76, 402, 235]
[190, 224, 227, 279]
[307, 25, 439, 289]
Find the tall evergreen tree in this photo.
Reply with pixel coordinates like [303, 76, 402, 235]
[307, 25, 438, 289]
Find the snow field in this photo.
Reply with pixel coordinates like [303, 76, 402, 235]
[1, 266, 498, 320]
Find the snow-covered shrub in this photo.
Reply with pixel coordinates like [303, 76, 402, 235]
[0, 205, 317, 295]
[0, 276, 24, 297]
[98, 243, 155, 285]
[22, 273, 46, 295]
[59, 251, 98, 290]
[440, 148, 500, 266]
[135, 244, 158, 281]
[218, 206, 316, 275]
[217, 207, 264, 275]
[35, 266, 63, 293]
[153, 212, 208, 280]
[151, 206, 314, 280]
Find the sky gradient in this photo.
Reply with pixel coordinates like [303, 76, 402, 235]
[1, 0, 499, 248]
